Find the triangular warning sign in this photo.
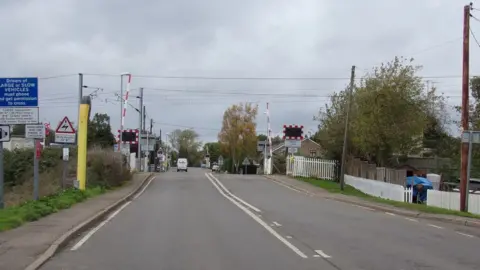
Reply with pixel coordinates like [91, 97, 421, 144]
[55, 116, 75, 134]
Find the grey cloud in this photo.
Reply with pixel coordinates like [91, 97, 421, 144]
[0, 0, 473, 142]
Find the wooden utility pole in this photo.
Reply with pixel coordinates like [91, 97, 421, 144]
[460, 4, 471, 212]
[339, 65, 356, 191]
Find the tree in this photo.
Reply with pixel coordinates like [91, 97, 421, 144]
[169, 129, 202, 166]
[87, 113, 115, 148]
[315, 57, 447, 166]
[257, 134, 267, 141]
[203, 142, 221, 163]
[218, 103, 258, 172]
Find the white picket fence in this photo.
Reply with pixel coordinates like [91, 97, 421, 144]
[427, 190, 480, 215]
[345, 175, 413, 202]
[286, 156, 337, 180]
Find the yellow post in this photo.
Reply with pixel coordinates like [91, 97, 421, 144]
[76, 103, 89, 190]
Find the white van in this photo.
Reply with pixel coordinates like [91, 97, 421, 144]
[177, 158, 188, 172]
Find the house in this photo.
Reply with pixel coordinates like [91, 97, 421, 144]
[271, 137, 324, 158]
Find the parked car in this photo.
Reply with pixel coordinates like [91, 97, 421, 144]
[211, 163, 220, 172]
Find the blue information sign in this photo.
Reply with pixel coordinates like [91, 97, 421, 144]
[0, 77, 38, 107]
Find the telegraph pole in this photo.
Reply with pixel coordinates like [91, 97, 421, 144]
[339, 65, 356, 191]
[143, 105, 146, 131]
[460, 3, 472, 212]
[137, 88, 144, 171]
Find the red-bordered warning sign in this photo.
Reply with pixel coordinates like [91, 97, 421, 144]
[55, 116, 75, 134]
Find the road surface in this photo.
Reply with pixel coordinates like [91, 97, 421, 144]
[41, 169, 480, 270]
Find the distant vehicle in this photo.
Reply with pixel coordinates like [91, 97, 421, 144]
[211, 163, 220, 172]
[177, 158, 188, 172]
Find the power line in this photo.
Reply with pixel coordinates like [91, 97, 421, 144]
[470, 28, 480, 48]
[83, 73, 470, 80]
[38, 74, 77, 80]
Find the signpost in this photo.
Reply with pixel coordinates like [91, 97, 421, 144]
[242, 157, 250, 175]
[283, 125, 304, 157]
[54, 116, 76, 144]
[218, 155, 224, 167]
[0, 77, 38, 208]
[62, 148, 69, 189]
[54, 116, 75, 189]
[461, 130, 480, 211]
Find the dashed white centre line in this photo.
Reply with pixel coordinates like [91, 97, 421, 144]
[315, 250, 332, 258]
[273, 221, 282, 227]
[286, 235, 292, 239]
[427, 224, 443, 229]
[456, 232, 475, 238]
[405, 218, 418, 222]
[385, 212, 396, 216]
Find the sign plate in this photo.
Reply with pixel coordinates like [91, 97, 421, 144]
[25, 124, 44, 139]
[0, 77, 38, 107]
[288, 147, 298, 154]
[242, 157, 250, 166]
[0, 125, 10, 142]
[285, 139, 301, 148]
[462, 131, 480, 144]
[63, 148, 69, 161]
[55, 116, 75, 134]
[0, 107, 39, 124]
[141, 144, 154, 151]
[55, 133, 75, 144]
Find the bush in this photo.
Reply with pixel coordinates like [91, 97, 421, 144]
[4, 148, 131, 207]
[86, 149, 131, 188]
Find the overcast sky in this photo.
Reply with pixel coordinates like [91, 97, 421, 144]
[0, 0, 476, 142]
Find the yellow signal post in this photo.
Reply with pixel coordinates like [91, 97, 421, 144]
[76, 103, 89, 190]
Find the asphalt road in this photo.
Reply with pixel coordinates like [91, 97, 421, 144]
[40, 169, 480, 270]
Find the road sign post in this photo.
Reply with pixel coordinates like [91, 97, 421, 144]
[242, 157, 250, 175]
[55, 116, 76, 144]
[283, 124, 304, 157]
[0, 125, 10, 208]
[461, 130, 480, 211]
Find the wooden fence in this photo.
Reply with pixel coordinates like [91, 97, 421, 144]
[346, 158, 407, 186]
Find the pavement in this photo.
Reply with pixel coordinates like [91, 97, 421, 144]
[35, 169, 480, 270]
[0, 172, 152, 270]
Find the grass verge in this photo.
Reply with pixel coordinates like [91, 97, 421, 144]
[296, 177, 480, 219]
[0, 187, 105, 232]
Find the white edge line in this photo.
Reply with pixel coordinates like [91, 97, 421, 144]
[405, 218, 418, 222]
[385, 212, 396, 216]
[133, 176, 155, 199]
[456, 232, 475, 238]
[205, 173, 308, 258]
[71, 201, 132, 251]
[208, 173, 262, 213]
[353, 205, 374, 211]
[315, 250, 332, 258]
[268, 178, 309, 195]
[427, 224, 443, 229]
[70, 176, 155, 251]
